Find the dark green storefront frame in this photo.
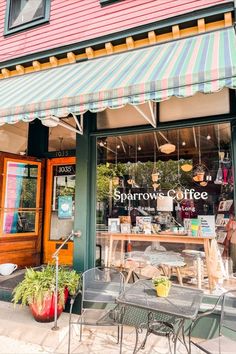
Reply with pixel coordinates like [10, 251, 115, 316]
[73, 112, 97, 271]
[71, 107, 236, 339]
[72, 110, 236, 271]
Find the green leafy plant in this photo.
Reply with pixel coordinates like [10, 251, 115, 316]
[152, 276, 171, 288]
[12, 264, 80, 307]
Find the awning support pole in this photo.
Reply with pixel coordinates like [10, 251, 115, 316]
[49, 114, 84, 135]
[118, 136, 127, 154]
[193, 127, 198, 149]
[132, 103, 156, 127]
[72, 114, 83, 134]
[148, 101, 156, 125]
[56, 120, 83, 135]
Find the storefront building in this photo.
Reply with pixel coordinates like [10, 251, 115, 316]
[0, 0, 236, 301]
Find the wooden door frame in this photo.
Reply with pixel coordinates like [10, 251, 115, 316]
[43, 156, 76, 265]
[0, 153, 44, 267]
[0, 156, 42, 237]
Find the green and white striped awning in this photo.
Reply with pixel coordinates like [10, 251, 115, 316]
[0, 26, 236, 126]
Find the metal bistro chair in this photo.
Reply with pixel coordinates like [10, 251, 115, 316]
[68, 267, 124, 354]
[119, 304, 176, 354]
[191, 289, 236, 354]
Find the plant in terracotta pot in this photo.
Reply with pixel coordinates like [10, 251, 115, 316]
[12, 265, 80, 322]
[152, 276, 172, 297]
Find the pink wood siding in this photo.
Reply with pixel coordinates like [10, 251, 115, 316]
[0, 0, 231, 62]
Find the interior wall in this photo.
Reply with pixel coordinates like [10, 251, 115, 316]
[0, 122, 28, 154]
[97, 103, 153, 129]
[159, 88, 230, 122]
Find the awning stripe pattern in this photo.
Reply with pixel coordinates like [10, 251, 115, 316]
[0, 27, 236, 124]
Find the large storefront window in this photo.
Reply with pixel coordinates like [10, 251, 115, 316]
[96, 123, 235, 292]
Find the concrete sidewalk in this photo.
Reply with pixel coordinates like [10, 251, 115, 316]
[0, 301, 201, 354]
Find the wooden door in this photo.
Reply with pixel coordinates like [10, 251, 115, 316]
[0, 153, 44, 267]
[43, 157, 76, 265]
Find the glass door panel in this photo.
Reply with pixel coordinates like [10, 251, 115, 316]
[43, 157, 76, 266]
[50, 164, 76, 240]
[1, 160, 40, 235]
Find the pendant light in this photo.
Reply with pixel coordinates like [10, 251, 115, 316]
[133, 135, 140, 188]
[127, 145, 134, 186]
[152, 133, 160, 191]
[192, 126, 206, 183]
[127, 160, 134, 186]
[152, 133, 160, 183]
[214, 124, 223, 185]
[159, 131, 176, 154]
[174, 130, 185, 202]
[112, 137, 120, 186]
[180, 131, 193, 172]
[159, 143, 176, 154]
[128, 136, 139, 188]
[181, 163, 193, 172]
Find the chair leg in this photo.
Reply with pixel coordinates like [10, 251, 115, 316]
[140, 328, 150, 350]
[119, 325, 123, 354]
[117, 325, 120, 344]
[168, 334, 173, 354]
[133, 327, 139, 354]
[125, 268, 133, 284]
[68, 299, 74, 354]
[176, 267, 183, 286]
[68, 320, 72, 354]
[173, 319, 184, 354]
[79, 316, 83, 341]
[196, 257, 202, 290]
[181, 322, 189, 352]
[161, 265, 170, 277]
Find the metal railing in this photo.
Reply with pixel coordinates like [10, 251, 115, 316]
[51, 230, 81, 330]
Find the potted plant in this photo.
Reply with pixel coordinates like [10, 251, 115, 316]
[12, 264, 80, 322]
[152, 276, 172, 297]
[193, 164, 206, 182]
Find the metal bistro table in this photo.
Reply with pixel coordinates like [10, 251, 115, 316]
[116, 280, 203, 354]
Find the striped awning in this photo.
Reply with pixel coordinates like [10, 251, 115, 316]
[0, 27, 236, 125]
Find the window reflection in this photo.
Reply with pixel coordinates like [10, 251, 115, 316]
[3, 161, 39, 234]
[5, 163, 38, 209]
[49, 164, 76, 240]
[96, 123, 235, 290]
[3, 211, 36, 234]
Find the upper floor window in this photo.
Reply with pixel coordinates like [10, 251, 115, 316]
[5, 0, 50, 35]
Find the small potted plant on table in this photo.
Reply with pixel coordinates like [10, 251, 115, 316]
[12, 264, 80, 322]
[152, 276, 172, 297]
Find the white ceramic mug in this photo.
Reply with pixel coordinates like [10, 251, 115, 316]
[0, 263, 18, 276]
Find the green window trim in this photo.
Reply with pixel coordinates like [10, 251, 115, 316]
[4, 0, 51, 36]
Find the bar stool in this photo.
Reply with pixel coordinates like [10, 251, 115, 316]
[159, 260, 186, 286]
[124, 259, 161, 283]
[182, 249, 205, 289]
[145, 250, 186, 286]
